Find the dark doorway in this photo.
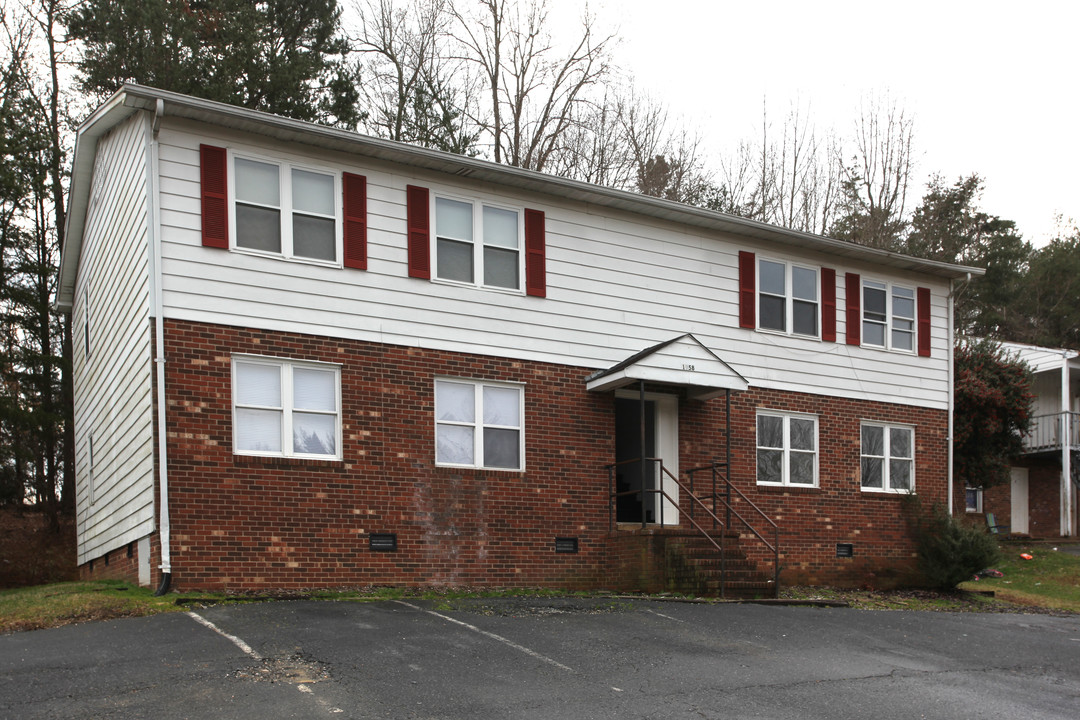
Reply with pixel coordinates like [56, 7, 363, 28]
[615, 397, 657, 523]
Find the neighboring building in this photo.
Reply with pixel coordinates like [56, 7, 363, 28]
[970, 343, 1078, 537]
[58, 86, 981, 594]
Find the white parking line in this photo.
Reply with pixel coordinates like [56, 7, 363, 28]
[644, 608, 683, 622]
[393, 600, 574, 672]
[187, 611, 344, 715]
[186, 611, 262, 660]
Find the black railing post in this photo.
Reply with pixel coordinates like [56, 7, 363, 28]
[639, 380, 647, 529]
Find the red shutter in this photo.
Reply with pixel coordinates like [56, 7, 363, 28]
[738, 251, 755, 329]
[821, 267, 837, 342]
[524, 208, 546, 297]
[917, 287, 932, 357]
[845, 272, 861, 345]
[342, 172, 367, 270]
[406, 185, 430, 279]
[200, 144, 228, 249]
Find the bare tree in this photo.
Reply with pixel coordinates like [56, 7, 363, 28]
[453, 0, 614, 171]
[350, 0, 479, 152]
[832, 93, 914, 248]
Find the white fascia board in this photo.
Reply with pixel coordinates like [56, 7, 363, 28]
[585, 364, 749, 394]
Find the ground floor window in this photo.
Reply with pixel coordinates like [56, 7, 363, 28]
[861, 423, 914, 492]
[232, 356, 341, 459]
[756, 411, 818, 486]
[435, 378, 524, 470]
[965, 486, 983, 513]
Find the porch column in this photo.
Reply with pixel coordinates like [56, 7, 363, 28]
[1063, 354, 1073, 536]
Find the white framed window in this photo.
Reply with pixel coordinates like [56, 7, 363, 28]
[434, 195, 522, 291]
[758, 258, 819, 337]
[965, 486, 983, 513]
[230, 154, 340, 263]
[862, 280, 915, 351]
[861, 423, 914, 492]
[435, 379, 524, 470]
[232, 356, 342, 459]
[756, 411, 818, 486]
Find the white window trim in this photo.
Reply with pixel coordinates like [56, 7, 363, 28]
[231, 354, 343, 460]
[965, 486, 984, 513]
[434, 377, 525, 470]
[227, 150, 343, 267]
[861, 279, 916, 353]
[860, 422, 916, 493]
[756, 257, 821, 339]
[431, 192, 526, 294]
[755, 410, 819, 487]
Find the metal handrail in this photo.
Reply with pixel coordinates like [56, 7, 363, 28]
[606, 457, 780, 598]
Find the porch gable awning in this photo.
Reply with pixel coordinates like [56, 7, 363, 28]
[585, 334, 749, 399]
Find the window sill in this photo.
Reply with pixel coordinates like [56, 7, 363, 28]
[230, 246, 342, 270]
[430, 276, 526, 296]
[755, 483, 820, 493]
[234, 454, 343, 468]
[859, 488, 915, 497]
[755, 327, 822, 342]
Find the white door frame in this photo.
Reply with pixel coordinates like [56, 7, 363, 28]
[615, 389, 679, 525]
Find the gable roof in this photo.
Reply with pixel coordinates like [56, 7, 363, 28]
[58, 84, 984, 310]
[585, 334, 749, 399]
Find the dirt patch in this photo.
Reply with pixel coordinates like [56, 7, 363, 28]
[440, 596, 635, 617]
[0, 508, 77, 590]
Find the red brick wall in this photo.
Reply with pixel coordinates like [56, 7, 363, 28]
[127, 319, 948, 591]
[981, 461, 1063, 538]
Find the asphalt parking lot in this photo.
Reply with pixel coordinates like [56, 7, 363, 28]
[2, 597, 1078, 719]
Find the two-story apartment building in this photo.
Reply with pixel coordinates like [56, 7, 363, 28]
[58, 86, 982, 594]
[969, 342, 1078, 537]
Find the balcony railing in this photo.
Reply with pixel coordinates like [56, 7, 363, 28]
[1022, 412, 1079, 452]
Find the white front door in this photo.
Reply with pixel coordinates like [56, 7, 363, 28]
[1011, 467, 1029, 534]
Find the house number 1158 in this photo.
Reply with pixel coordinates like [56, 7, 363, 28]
[682, 364, 695, 371]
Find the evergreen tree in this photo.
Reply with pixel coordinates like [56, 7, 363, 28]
[66, 0, 361, 127]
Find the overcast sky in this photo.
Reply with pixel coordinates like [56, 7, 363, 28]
[554, 0, 1078, 245]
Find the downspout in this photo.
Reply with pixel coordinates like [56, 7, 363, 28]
[1062, 352, 1073, 536]
[148, 99, 172, 594]
[946, 278, 958, 515]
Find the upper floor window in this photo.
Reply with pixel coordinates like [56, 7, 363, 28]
[861, 423, 914, 492]
[232, 156, 338, 263]
[435, 378, 524, 470]
[758, 259, 819, 338]
[862, 281, 915, 351]
[435, 196, 521, 291]
[756, 411, 818, 487]
[232, 356, 341, 459]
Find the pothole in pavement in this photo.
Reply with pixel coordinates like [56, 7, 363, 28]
[232, 651, 331, 684]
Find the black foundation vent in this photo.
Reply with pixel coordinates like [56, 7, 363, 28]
[555, 537, 579, 554]
[370, 533, 398, 552]
[836, 543, 854, 558]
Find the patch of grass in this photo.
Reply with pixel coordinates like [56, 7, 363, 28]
[957, 543, 1080, 612]
[781, 585, 1010, 612]
[0, 580, 186, 634]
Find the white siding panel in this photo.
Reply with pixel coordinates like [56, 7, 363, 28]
[155, 121, 953, 410]
[72, 113, 155, 565]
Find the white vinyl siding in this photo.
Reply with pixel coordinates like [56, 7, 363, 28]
[73, 113, 155, 565]
[153, 121, 952, 411]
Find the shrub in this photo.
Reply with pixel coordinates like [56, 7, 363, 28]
[908, 500, 1000, 589]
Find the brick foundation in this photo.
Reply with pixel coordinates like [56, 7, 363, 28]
[80, 319, 949, 591]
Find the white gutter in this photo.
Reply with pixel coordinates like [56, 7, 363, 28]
[146, 99, 172, 584]
[947, 278, 956, 515]
[1062, 352, 1073, 536]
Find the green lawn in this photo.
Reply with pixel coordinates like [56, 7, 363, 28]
[957, 542, 1080, 612]
[0, 580, 186, 634]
